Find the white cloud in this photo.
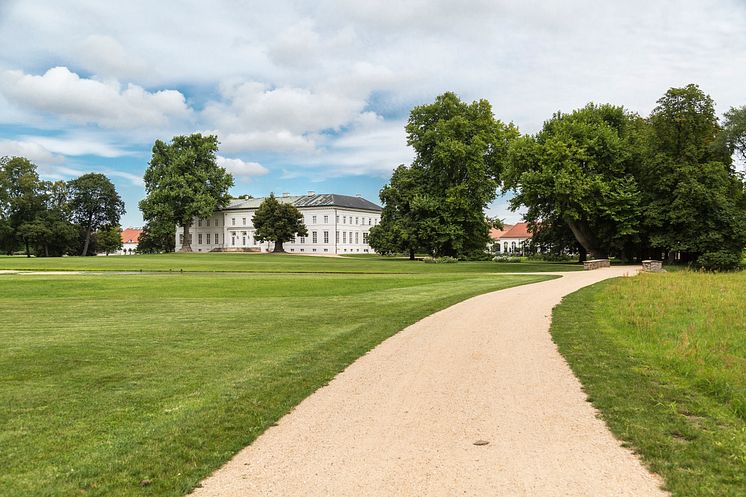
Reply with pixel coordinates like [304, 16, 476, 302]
[216, 155, 269, 182]
[76, 34, 150, 81]
[0, 139, 63, 164]
[0, 66, 192, 129]
[20, 135, 131, 158]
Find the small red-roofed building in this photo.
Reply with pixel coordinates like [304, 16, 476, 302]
[119, 227, 142, 255]
[490, 222, 533, 254]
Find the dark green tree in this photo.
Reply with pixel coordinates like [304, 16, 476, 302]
[137, 220, 176, 253]
[17, 209, 77, 257]
[722, 106, 746, 161]
[369, 165, 428, 259]
[95, 226, 123, 255]
[252, 194, 307, 253]
[68, 173, 125, 256]
[0, 156, 47, 256]
[139, 133, 233, 252]
[504, 104, 645, 259]
[644, 84, 746, 267]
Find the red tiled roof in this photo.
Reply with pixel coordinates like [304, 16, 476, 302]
[121, 228, 143, 244]
[489, 224, 513, 240]
[497, 222, 532, 239]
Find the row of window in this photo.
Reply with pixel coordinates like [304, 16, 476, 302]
[223, 214, 380, 227]
[294, 231, 369, 245]
[196, 219, 220, 228]
[179, 233, 222, 245]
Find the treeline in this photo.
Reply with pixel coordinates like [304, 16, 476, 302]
[370, 84, 746, 269]
[0, 157, 125, 256]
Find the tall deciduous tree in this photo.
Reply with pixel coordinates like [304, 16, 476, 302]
[374, 92, 517, 258]
[95, 226, 123, 255]
[137, 220, 176, 253]
[722, 106, 746, 162]
[644, 84, 746, 267]
[0, 156, 47, 256]
[252, 194, 307, 253]
[139, 133, 233, 252]
[68, 173, 125, 256]
[505, 104, 645, 259]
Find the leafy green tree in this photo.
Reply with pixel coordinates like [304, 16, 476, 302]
[505, 104, 645, 259]
[95, 226, 123, 255]
[0, 156, 47, 256]
[374, 92, 517, 258]
[252, 193, 307, 253]
[722, 106, 746, 161]
[139, 133, 233, 252]
[644, 84, 746, 267]
[68, 173, 125, 256]
[17, 209, 77, 257]
[369, 165, 428, 259]
[137, 220, 176, 253]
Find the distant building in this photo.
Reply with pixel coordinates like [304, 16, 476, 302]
[490, 222, 532, 254]
[175, 192, 383, 254]
[119, 228, 142, 255]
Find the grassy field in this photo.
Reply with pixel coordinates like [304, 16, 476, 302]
[551, 271, 746, 497]
[0, 252, 581, 273]
[0, 261, 555, 497]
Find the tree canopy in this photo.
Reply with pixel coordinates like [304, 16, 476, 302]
[68, 173, 125, 256]
[252, 194, 308, 253]
[371, 92, 518, 258]
[139, 133, 233, 252]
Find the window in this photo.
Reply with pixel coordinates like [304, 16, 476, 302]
[243, 235, 246, 246]
[355, 232, 359, 244]
[198, 219, 202, 227]
[215, 218, 219, 227]
[232, 218, 236, 226]
[511, 241, 517, 252]
[363, 232, 368, 244]
[355, 217, 359, 225]
[206, 233, 211, 244]
[323, 231, 329, 243]
[215, 233, 219, 244]
[343, 216, 346, 224]
[300, 236, 305, 244]
[312, 231, 317, 243]
[349, 232, 353, 244]
[323, 215, 328, 223]
[231, 235, 236, 246]
[343, 232, 347, 243]
[312, 215, 317, 224]
[504, 242, 508, 252]
[336, 231, 339, 243]
[206, 219, 210, 227]
[368, 218, 371, 225]
[179, 234, 184, 244]
[242, 218, 246, 225]
[336, 215, 339, 222]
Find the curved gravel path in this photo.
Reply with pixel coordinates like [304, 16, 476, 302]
[191, 266, 668, 497]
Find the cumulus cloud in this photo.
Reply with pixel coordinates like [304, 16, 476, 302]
[216, 155, 269, 182]
[0, 138, 63, 165]
[0, 66, 192, 129]
[76, 34, 150, 80]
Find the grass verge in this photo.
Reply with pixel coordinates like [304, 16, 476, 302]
[551, 271, 746, 497]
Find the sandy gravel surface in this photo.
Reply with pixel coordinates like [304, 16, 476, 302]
[192, 266, 668, 497]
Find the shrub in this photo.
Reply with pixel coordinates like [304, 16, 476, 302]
[423, 256, 459, 264]
[492, 255, 522, 263]
[695, 250, 743, 271]
[525, 253, 576, 262]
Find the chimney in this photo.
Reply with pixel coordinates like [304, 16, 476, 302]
[307, 190, 316, 196]
[282, 192, 290, 197]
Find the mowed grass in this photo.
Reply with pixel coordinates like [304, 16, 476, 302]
[551, 271, 746, 497]
[0, 269, 553, 497]
[0, 252, 581, 273]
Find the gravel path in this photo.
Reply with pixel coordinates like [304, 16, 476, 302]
[191, 266, 668, 497]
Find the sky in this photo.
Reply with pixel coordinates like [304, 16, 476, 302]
[0, 0, 745, 228]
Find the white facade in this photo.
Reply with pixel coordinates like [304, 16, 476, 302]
[175, 193, 382, 254]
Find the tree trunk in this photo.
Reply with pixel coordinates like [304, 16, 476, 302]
[578, 244, 587, 263]
[566, 219, 607, 259]
[180, 222, 193, 252]
[82, 227, 92, 256]
[44, 244, 48, 258]
[273, 240, 285, 253]
[409, 248, 415, 260]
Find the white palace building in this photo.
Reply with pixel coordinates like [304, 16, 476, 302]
[175, 192, 383, 254]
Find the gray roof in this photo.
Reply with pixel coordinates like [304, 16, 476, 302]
[225, 193, 382, 212]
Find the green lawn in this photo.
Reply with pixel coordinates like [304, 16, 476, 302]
[0, 252, 581, 273]
[0, 266, 554, 497]
[551, 271, 746, 497]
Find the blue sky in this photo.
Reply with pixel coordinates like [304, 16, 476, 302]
[1, 0, 745, 228]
